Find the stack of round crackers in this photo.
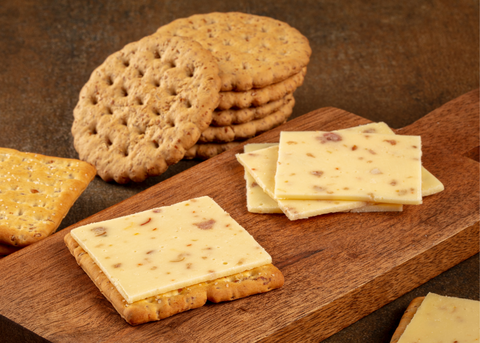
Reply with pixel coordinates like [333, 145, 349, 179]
[72, 12, 311, 183]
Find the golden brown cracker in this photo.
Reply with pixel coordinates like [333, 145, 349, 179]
[72, 35, 221, 183]
[390, 297, 425, 343]
[0, 148, 96, 247]
[212, 94, 290, 127]
[65, 232, 284, 325]
[184, 142, 241, 160]
[217, 67, 306, 110]
[198, 94, 294, 143]
[156, 12, 311, 91]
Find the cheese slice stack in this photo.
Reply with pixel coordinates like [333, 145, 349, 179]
[71, 196, 272, 303]
[237, 122, 444, 220]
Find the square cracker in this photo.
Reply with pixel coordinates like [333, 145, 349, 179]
[64, 233, 284, 325]
[0, 147, 96, 247]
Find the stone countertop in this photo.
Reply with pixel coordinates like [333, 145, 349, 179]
[0, 1, 478, 342]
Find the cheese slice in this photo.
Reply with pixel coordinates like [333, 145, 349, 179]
[237, 146, 367, 220]
[346, 122, 444, 197]
[240, 123, 442, 219]
[70, 196, 272, 303]
[421, 168, 445, 196]
[397, 293, 480, 343]
[244, 144, 283, 214]
[275, 131, 423, 204]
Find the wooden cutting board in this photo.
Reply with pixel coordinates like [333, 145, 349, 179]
[0, 90, 478, 343]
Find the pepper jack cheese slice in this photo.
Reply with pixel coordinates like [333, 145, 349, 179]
[244, 144, 283, 214]
[70, 196, 272, 303]
[396, 293, 480, 343]
[237, 145, 367, 220]
[275, 131, 423, 204]
[345, 122, 444, 197]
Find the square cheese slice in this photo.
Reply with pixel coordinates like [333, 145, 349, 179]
[346, 122, 444, 197]
[244, 144, 283, 214]
[70, 196, 272, 303]
[237, 146, 368, 220]
[397, 293, 479, 343]
[275, 131, 423, 204]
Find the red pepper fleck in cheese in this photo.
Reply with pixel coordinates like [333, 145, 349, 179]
[275, 131, 423, 204]
[70, 196, 271, 303]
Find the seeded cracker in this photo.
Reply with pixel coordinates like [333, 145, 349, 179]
[155, 12, 311, 91]
[211, 94, 290, 127]
[199, 94, 295, 143]
[0, 147, 96, 247]
[217, 67, 306, 110]
[72, 35, 221, 183]
[184, 142, 241, 160]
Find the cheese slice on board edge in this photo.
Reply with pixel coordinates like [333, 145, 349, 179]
[244, 144, 283, 213]
[396, 293, 479, 343]
[71, 196, 272, 303]
[274, 131, 423, 204]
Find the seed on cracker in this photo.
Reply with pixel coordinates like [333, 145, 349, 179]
[155, 12, 311, 91]
[0, 147, 96, 248]
[72, 35, 222, 183]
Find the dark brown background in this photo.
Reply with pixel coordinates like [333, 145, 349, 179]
[0, 0, 478, 342]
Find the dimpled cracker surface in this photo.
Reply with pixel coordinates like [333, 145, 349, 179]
[0, 147, 96, 247]
[72, 35, 221, 183]
[155, 12, 311, 91]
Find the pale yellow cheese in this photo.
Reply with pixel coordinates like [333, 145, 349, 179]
[244, 144, 283, 214]
[397, 293, 480, 343]
[70, 196, 271, 303]
[421, 168, 445, 196]
[237, 146, 367, 220]
[344, 122, 444, 197]
[275, 131, 423, 204]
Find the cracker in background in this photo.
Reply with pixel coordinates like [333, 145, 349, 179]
[72, 35, 221, 183]
[217, 67, 306, 110]
[212, 94, 289, 127]
[184, 141, 241, 160]
[198, 94, 295, 143]
[156, 12, 311, 91]
[0, 147, 96, 247]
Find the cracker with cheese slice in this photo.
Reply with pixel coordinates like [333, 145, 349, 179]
[391, 293, 479, 343]
[65, 196, 283, 325]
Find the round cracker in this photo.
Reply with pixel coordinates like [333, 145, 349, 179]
[212, 94, 289, 127]
[155, 12, 311, 91]
[198, 94, 295, 143]
[217, 67, 306, 110]
[184, 142, 241, 160]
[72, 35, 221, 183]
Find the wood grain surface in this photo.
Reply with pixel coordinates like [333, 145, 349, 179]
[0, 90, 478, 342]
